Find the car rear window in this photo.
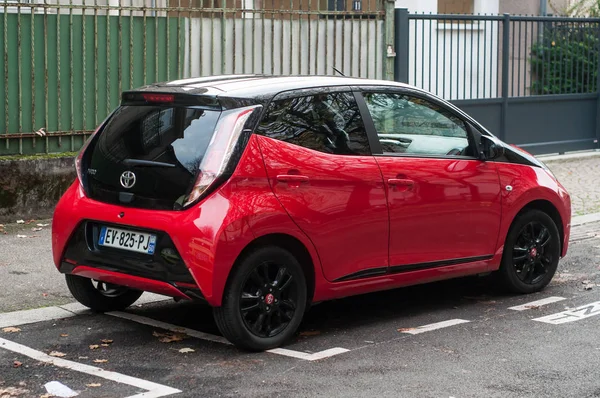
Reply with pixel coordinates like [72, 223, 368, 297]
[86, 105, 221, 210]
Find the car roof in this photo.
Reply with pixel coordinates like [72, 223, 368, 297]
[133, 75, 416, 100]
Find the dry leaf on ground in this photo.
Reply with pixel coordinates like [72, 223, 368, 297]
[48, 351, 66, 358]
[39, 394, 54, 398]
[31, 228, 42, 232]
[60, 334, 68, 337]
[89, 344, 99, 350]
[37, 223, 50, 227]
[397, 327, 416, 332]
[153, 330, 187, 343]
[299, 330, 321, 337]
[0, 387, 30, 397]
[100, 344, 110, 347]
[13, 361, 22, 368]
[178, 348, 195, 353]
[16, 235, 27, 238]
[93, 359, 108, 363]
[2, 327, 21, 333]
[100, 339, 113, 344]
[16, 220, 24, 224]
[86, 383, 101, 387]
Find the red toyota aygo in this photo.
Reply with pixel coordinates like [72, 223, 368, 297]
[52, 75, 571, 351]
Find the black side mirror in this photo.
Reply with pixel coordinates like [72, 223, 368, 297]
[479, 135, 505, 160]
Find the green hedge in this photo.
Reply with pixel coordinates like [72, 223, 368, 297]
[530, 24, 599, 95]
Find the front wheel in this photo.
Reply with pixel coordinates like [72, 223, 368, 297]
[65, 274, 143, 312]
[213, 246, 307, 351]
[497, 210, 561, 294]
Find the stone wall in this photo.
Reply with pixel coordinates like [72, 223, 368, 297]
[0, 157, 76, 223]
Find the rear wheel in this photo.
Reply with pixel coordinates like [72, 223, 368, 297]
[213, 246, 307, 351]
[65, 274, 143, 312]
[497, 210, 561, 294]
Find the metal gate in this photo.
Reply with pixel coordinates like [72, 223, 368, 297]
[0, 0, 393, 156]
[395, 9, 600, 155]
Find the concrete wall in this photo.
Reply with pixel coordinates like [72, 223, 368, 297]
[0, 157, 76, 223]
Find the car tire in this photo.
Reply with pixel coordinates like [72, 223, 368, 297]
[213, 246, 307, 351]
[65, 274, 143, 312]
[497, 209, 561, 294]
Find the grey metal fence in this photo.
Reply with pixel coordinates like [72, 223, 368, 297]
[395, 9, 600, 155]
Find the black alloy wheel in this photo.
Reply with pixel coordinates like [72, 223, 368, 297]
[512, 221, 555, 285]
[239, 261, 298, 338]
[498, 209, 561, 294]
[213, 246, 307, 351]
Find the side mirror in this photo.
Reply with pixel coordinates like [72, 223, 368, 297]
[479, 135, 505, 160]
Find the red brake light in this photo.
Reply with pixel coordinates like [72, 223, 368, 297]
[142, 93, 175, 103]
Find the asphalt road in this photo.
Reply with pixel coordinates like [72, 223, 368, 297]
[0, 222, 599, 397]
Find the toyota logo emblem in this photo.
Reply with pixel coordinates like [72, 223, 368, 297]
[120, 171, 136, 189]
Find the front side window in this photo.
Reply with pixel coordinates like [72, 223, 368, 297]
[256, 92, 371, 156]
[364, 92, 473, 157]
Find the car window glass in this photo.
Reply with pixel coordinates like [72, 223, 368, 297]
[363, 92, 472, 157]
[256, 92, 371, 156]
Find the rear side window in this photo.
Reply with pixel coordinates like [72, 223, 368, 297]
[256, 92, 371, 156]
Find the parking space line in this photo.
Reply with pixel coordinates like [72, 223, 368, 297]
[508, 296, 566, 311]
[107, 311, 232, 345]
[533, 301, 600, 325]
[0, 337, 181, 398]
[109, 311, 349, 361]
[400, 319, 471, 335]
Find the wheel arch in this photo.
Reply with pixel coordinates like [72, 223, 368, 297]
[513, 199, 564, 253]
[224, 233, 316, 306]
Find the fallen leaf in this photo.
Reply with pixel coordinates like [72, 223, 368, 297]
[37, 223, 49, 227]
[299, 330, 321, 337]
[40, 394, 53, 398]
[153, 330, 187, 343]
[93, 359, 108, 363]
[24, 220, 36, 225]
[584, 283, 594, 291]
[48, 351, 66, 358]
[42, 293, 48, 297]
[100, 344, 110, 347]
[86, 383, 101, 387]
[397, 327, 416, 332]
[16, 220, 24, 224]
[31, 228, 42, 232]
[583, 280, 591, 284]
[13, 361, 22, 368]
[78, 356, 89, 360]
[525, 305, 540, 310]
[60, 334, 68, 337]
[2, 327, 21, 333]
[100, 339, 113, 344]
[0, 387, 30, 396]
[89, 345, 99, 350]
[178, 348, 195, 353]
[16, 235, 27, 238]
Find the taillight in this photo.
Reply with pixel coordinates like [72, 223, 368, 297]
[75, 126, 101, 188]
[184, 105, 261, 207]
[142, 93, 175, 103]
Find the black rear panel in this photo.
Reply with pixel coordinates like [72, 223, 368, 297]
[86, 105, 221, 210]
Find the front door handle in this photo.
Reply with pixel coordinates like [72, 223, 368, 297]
[388, 178, 414, 190]
[276, 175, 310, 184]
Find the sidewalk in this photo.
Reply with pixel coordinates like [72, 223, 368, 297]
[544, 154, 600, 216]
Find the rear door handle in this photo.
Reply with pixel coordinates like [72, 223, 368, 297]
[388, 178, 414, 189]
[276, 175, 310, 183]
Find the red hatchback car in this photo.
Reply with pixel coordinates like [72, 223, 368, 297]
[52, 75, 571, 350]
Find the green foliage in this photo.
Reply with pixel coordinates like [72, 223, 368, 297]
[530, 24, 599, 95]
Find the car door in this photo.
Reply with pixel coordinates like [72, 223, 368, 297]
[358, 89, 502, 270]
[254, 89, 389, 282]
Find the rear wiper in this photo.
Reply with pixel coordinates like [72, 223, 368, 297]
[123, 159, 176, 168]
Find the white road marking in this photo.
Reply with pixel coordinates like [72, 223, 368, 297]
[533, 301, 600, 325]
[0, 337, 181, 398]
[400, 319, 471, 335]
[108, 311, 349, 361]
[508, 296, 566, 311]
[268, 347, 350, 361]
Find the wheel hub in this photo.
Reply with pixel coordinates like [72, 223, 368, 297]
[264, 293, 275, 305]
[529, 247, 538, 258]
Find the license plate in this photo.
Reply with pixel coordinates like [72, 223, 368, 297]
[98, 226, 156, 255]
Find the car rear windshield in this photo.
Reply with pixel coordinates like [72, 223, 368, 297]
[87, 105, 221, 210]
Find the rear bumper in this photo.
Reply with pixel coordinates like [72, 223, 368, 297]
[69, 265, 193, 300]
